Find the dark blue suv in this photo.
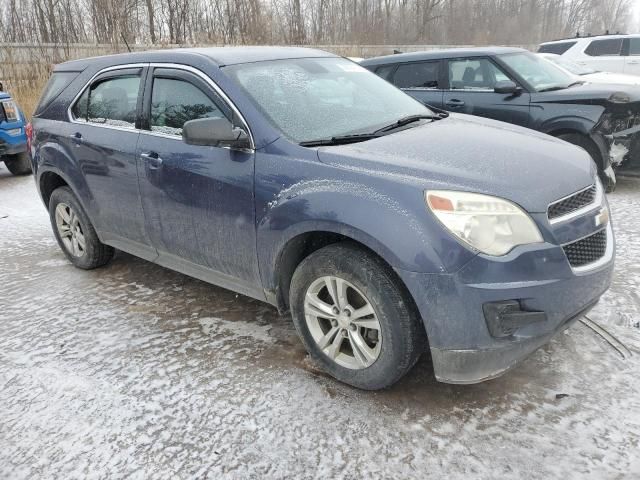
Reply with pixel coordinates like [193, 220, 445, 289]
[31, 47, 614, 389]
[0, 89, 31, 175]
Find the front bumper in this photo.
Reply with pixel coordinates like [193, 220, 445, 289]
[396, 223, 614, 384]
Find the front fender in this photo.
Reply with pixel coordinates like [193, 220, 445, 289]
[256, 174, 475, 294]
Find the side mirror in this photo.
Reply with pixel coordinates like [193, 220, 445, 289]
[494, 80, 520, 95]
[182, 117, 251, 149]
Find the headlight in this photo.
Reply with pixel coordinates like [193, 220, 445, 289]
[425, 190, 543, 256]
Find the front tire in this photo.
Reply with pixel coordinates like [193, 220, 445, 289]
[49, 186, 114, 269]
[4, 152, 32, 175]
[557, 133, 615, 192]
[289, 242, 425, 390]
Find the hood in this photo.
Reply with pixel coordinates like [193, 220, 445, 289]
[584, 72, 640, 87]
[531, 82, 640, 105]
[316, 114, 595, 213]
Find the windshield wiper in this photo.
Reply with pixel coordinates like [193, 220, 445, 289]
[538, 85, 568, 92]
[374, 113, 446, 134]
[567, 80, 585, 87]
[299, 133, 381, 147]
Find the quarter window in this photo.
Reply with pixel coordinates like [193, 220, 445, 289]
[448, 58, 510, 90]
[71, 74, 141, 129]
[538, 42, 577, 55]
[393, 61, 441, 89]
[585, 38, 623, 56]
[150, 77, 226, 136]
[375, 65, 396, 81]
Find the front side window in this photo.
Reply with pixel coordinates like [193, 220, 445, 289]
[150, 77, 226, 136]
[223, 57, 431, 143]
[393, 61, 441, 89]
[72, 73, 141, 129]
[585, 38, 623, 56]
[629, 38, 640, 56]
[448, 58, 510, 90]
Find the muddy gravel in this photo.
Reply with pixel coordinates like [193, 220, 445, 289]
[1, 165, 639, 479]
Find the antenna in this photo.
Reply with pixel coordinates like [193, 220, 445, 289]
[120, 32, 132, 53]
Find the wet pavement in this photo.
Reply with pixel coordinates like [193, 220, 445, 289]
[1, 165, 639, 479]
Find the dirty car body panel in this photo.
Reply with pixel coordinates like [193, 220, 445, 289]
[31, 47, 614, 385]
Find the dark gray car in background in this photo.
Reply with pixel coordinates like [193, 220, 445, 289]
[361, 47, 640, 190]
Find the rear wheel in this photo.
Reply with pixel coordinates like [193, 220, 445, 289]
[4, 152, 32, 175]
[289, 242, 425, 390]
[556, 133, 615, 192]
[49, 186, 115, 269]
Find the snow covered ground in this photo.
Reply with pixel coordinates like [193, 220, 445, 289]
[1, 166, 639, 479]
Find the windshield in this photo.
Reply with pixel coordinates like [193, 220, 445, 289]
[550, 56, 598, 75]
[223, 57, 432, 143]
[499, 52, 576, 92]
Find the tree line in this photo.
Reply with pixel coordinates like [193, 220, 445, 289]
[0, 0, 635, 47]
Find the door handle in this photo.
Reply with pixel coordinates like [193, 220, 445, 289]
[628, 60, 640, 64]
[140, 152, 163, 169]
[445, 99, 465, 108]
[69, 132, 83, 145]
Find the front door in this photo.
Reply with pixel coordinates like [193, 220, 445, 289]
[442, 57, 531, 127]
[624, 38, 640, 75]
[67, 67, 153, 258]
[136, 66, 261, 295]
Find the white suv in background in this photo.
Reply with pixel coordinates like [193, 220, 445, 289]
[538, 34, 640, 75]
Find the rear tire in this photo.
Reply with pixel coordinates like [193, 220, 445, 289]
[289, 242, 426, 390]
[556, 133, 615, 192]
[4, 152, 32, 175]
[49, 186, 115, 269]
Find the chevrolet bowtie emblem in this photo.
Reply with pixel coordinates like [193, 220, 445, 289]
[595, 207, 609, 227]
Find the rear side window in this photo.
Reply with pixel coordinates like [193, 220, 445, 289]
[393, 61, 441, 89]
[72, 73, 141, 129]
[150, 77, 227, 136]
[538, 42, 576, 55]
[35, 71, 79, 115]
[585, 38, 623, 56]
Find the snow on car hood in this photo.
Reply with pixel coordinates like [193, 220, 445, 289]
[316, 113, 596, 213]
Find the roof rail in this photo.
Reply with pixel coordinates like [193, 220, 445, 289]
[544, 31, 628, 43]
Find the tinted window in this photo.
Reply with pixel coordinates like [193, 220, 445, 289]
[538, 42, 577, 55]
[585, 38, 623, 56]
[72, 74, 141, 129]
[393, 62, 441, 89]
[36, 71, 79, 115]
[448, 58, 509, 90]
[629, 38, 640, 55]
[150, 78, 226, 136]
[375, 65, 396, 81]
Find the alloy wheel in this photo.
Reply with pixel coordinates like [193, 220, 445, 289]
[304, 276, 382, 369]
[55, 203, 86, 258]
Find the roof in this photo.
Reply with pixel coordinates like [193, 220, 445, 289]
[540, 33, 639, 44]
[56, 46, 337, 71]
[359, 47, 526, 67]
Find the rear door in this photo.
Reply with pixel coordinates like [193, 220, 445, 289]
[580, 38, 625, 73]
[67, 66, 153, 259]
[388, 60, 444, 108]
[623, 38, 640, 75]
[442, 57, 531, 127]
[136, 66, 261, 294]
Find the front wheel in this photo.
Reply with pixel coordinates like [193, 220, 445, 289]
[49, 186, 115, 269]
[4, 152, 32, 175]
[556, 133, 616, 192]
[289, 242, 426, 390]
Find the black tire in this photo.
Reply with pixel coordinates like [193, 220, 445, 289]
[557, 133, 615, 192]
[289, 242, 426, 390]
[48, 186, 115, 269]
[4, 152, 32, 175]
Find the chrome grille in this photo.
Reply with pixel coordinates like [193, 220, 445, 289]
[547, 184, 596, 221]
[563, 229, 607, 268]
